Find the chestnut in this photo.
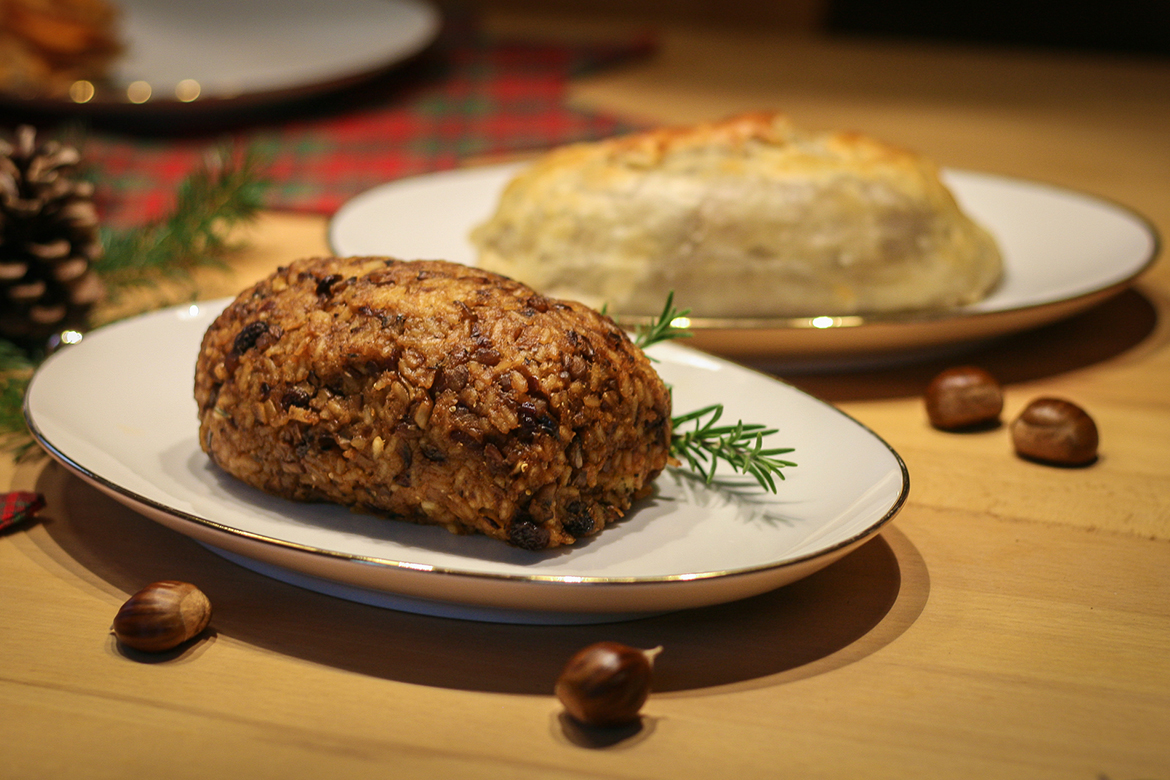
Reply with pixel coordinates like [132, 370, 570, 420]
[555, 642, 662, 727]
[112, 581, 212, 653]
[924, 366, 1003, 430]
[1011, 397, 1098, 466]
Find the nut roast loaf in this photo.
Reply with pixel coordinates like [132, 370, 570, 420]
[194, 257, 673, 550]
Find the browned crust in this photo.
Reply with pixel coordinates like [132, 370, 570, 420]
[194, 257, 673, 550]
[595, 110, 918, 167]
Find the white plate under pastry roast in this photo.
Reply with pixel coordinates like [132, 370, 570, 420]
[25, 300, 907, 624]
[329, 162, 1159, 370]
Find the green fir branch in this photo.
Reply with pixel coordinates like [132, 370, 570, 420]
[0, 340, 35, 457]
[0, 142, 270, 455]
[94, 143, 269, 291]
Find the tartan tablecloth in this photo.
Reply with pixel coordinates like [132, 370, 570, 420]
[69, 15, 654, 228]
[0, 491, 43, 531]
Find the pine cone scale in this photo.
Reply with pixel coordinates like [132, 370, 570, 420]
[53, 258, 88, 282]
[0, 262, 26, 281]
[0, 125, 105, 344]
[28, 238, 71, 259]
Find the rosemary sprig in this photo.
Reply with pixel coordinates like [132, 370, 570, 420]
[669, 404, 796, 492]
[633, 291, 693, 353]
[631, 293, 796, 492]
[95, 143, 269, 292]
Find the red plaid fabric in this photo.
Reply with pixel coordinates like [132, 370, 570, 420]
[0, 491, 44, 531]
[70, 16, 655, 228]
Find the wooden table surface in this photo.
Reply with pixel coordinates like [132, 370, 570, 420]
[4, 13, 1169, 780]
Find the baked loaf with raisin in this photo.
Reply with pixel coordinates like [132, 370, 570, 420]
[471, 112, 1002, 318]
[194, 257, 672, 550]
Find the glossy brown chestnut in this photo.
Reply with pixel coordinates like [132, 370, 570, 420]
[1011, 397, 1099, 465]
[924, 366, 1004, 430]
[112, 581, 212, 653]
[555, 642, 661, 727]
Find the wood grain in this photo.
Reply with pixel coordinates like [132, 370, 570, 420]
[3, 14, 1168, 779]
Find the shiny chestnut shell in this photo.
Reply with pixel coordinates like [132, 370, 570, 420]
[1011, 397, 1098, 465]
[555, 642, 660, 727]
[112, 581, 212, 652]
[924, 366, 1003, 430]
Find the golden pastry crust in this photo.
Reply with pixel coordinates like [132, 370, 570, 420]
[194, 257, 672, 550]
[471, 112, 1002, 318]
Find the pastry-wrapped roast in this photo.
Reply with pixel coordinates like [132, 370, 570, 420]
[194, 257, 672, 550]
[471, 112, 1002, 319]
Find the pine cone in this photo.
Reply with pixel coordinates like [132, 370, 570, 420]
[0, 125, 105, 345]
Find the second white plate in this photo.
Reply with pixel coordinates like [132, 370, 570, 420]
[329, 163, 1159, 368]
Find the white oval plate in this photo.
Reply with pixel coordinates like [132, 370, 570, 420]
[2, 0, 440, 113]
[25, 300, 906, 623]
[329, 162, 1159, 369]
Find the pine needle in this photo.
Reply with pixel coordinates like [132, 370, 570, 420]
[0, 142, 270, 454]
[95, 143, 269, 291]
[0, 340, 35, 457]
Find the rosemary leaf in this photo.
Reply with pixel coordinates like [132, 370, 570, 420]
[669, 403, 796, 492]
[634, 291, 692, 354]
[631, 293, 798, 492]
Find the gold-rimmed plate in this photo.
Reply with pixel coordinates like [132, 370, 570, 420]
[329, 162, 1159, 370]
[25, 300, 907, 624]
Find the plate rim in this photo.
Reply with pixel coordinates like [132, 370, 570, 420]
[24, 300, 909, 593]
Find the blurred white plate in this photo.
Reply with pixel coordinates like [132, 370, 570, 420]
[329, 163, 1159, 369]
[25, 300, 907, 624]
[2, 0, 440, 112]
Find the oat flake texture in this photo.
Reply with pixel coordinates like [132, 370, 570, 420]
[194, 257, 673, 550]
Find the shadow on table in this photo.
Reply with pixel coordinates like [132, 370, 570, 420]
[779, 286, 1163, 404]
[36, 462, 928, 695]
